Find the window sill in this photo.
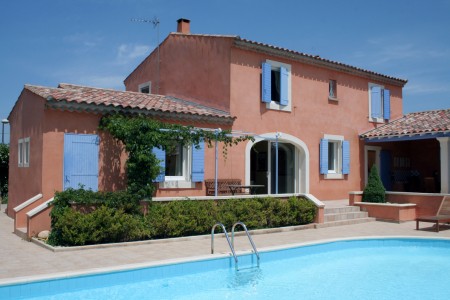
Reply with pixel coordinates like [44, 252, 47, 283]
[328, 96, 339, 102]
[266, 101, 291, 112]
[369, 117, 385, 124]
[159, 180, 196, 189]
[324, 173, 344, 179]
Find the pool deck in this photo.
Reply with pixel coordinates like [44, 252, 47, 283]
[2, 200, 450, 284]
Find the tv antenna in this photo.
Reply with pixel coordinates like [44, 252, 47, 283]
[131, 17, 161, 94]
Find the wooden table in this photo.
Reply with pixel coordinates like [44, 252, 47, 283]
[228, 185, 264, 195]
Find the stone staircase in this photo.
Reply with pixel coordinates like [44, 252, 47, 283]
[317, 206, 375, 228]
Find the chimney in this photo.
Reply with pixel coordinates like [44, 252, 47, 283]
[177, 18, 191, 34]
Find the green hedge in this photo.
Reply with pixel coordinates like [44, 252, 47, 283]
[48, 189, 317, 246]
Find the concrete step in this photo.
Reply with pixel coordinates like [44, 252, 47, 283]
[324, 211, 369, 222]
[316, 217, 376, 228]
[14, 227, 28, 240]
[324, 206, 360, 214]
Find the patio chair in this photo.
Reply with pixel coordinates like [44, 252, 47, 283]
[416, 196, 450, 232]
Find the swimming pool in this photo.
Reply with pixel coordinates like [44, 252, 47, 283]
[1, 237, 450, 299]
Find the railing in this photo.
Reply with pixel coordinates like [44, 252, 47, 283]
[211, 222, 238, 266]
[211, 221, 260, 269]
[232, 221, 260, 265]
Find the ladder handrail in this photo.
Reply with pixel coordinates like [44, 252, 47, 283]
[231, 221, 260, 262]
[211, 222, 238, 265]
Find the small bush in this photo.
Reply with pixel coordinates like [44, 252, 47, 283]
[363, 165, 386, 203]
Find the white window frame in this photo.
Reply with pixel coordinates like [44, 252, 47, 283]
[138, 81, 151, 94]
[159, 145, 195, 189]
[368, 83, 384, 123]
[329, 79, 338, 101]
[18, 137, 30, 168]
[265, 59, 292, 112]
[324, 134, 343, 179]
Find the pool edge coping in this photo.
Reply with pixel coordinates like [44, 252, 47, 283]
[2, 235, 450, 287]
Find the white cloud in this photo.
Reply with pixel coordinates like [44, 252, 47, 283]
[63, 33, 104, 49]
[116, 44, 150, 65]
[404, 82, 450, 95]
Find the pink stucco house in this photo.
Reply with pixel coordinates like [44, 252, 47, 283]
[7, 19, 450, 237]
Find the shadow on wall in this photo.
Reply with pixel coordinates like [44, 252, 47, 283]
[99, 132, 126, 192]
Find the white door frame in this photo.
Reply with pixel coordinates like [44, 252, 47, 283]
[245, 132, 309, 194]
[364, 145, 381, 185]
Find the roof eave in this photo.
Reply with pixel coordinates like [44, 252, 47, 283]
[234, 39, 408, 87]
[45, 99, 235, 126]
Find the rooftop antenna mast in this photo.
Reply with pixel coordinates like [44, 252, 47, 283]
[131, 16, 160, 94]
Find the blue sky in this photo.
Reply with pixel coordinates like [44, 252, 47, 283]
[1, 0, 450, 143]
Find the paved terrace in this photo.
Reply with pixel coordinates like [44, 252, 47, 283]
[1, 201, 450, 284]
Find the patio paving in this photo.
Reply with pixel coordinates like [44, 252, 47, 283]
[1, 202, 450, 284]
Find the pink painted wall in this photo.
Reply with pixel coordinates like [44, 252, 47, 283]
[7, 90, 45, 218]
[228, 47, 403, 200]
[125, 34, 234, 112]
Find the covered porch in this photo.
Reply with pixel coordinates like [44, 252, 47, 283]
[361, 109, 450, 194]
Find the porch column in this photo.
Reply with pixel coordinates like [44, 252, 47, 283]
[437, 137, 450, 193]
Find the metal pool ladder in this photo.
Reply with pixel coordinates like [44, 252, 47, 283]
[211, 222, 260, 269]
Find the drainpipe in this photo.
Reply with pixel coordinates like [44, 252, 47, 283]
[214, 128, 222, 197]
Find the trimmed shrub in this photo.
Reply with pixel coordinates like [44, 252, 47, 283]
[48, 188, 317, 246]
[48, 206, 149, 246]
[148, 196, 317, 239]
[363, 165, 386, 203]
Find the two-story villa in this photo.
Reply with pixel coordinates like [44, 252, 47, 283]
[11, 18, 436, 238]
[124, 19, 406, 200]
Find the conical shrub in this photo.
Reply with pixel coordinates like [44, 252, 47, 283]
[363, 165, 386, 203]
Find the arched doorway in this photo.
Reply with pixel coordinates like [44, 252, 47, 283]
[245, 133, 309, 194]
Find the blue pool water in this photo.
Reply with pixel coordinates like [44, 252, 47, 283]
[2, 238, 450, 299]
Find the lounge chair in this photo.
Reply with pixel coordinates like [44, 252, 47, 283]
[416, 196, 450, 232]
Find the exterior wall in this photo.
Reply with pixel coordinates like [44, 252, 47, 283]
[228, 47, 403, 200]
[7, 90, 45, 217]
[124, 34, 234, 112]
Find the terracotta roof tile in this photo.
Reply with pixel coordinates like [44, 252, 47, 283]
[361, 109, 450, 139]
[25, 83, 234, 124]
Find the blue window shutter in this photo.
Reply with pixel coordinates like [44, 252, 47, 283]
[319, 139, 329, 174]
[342, 140, 350, 175]
[63, 134, 99, 191]
[383, 89, 391, 120]
[152, 147, 165, 182]
[261, 62, 272, 103]
[191, 142, 205, 182]
[280, 66, 289, 106]
[371, 86, 382, 119]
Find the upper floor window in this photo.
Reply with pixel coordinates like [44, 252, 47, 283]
[139, 81, 151, 94]
[369, 83, 390, 123]
[329, 79, 337, 100]
[18, 137, 30, 167]
[261, 60, 291, 112]
[320, 134, 350, 179]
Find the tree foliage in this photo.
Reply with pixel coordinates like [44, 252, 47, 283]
[99, 114, 253, 198]
[363, 165, 386, 203]
[0, 144, 8, 202]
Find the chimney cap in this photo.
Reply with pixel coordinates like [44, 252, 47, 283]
[177, 18, 191, 24]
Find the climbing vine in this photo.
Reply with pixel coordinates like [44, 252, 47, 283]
[99, 114, 253, 199]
